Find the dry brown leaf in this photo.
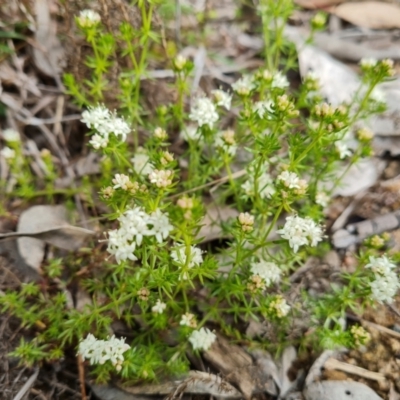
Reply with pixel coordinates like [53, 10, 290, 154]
[332, 2, 400, 29]
[0, 205, 94, 271]
[331, 158, 386, 197]
[204, 336, 276, 399]
[304, 380, 383, 400]
[92, 372, 242, 400]
[33, 0, 65, 77]
[294, 0, 345, 8]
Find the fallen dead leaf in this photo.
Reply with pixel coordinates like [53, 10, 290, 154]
[332, 2, 400, 29]
[33, 0, 65, 77]
[112, 371, 242, 398]
[304, 380, 383, 400]
[1, 205, 94, 271]
[204, 336, 276, 398]
[294, 0, 345, 8]
[331, 159, 386, 197]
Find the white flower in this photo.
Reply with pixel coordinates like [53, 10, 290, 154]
[81, 105, 111, 131]
[360, 58, 377, 69]
[250, 261, 281, 286]
[270, 296, 290, 318]
[277, 171, 301, 189]
[154, 127, 168, 140]
[253, 100, 274, 118]
[370, 270, 399, 304]
[215, 129, 237, 156]
[112, 174, 130, 190]
[272, 72, 289, 89]
[188, 328, 216, 351]
[148, 169, 173, 188]
[189, 97, 219, 128]
[0, 147, 15, 160]
[111, 240, 137, 264]
[89, 134, 108, 149]
[171, 245, 203, 269]
[231, 75, 255, 96]
[107, 207, 173, 263]
[120, 207, 153, 246]
[81, 105, 130, 142]
[316, 192, 330, 208]
[365, 255, 396, 275]
[238, 212, 254, 232]
[180, 313, 197, 327]
[2, 129, 20, 142]
[335, 141, 352, 159]
[152, 299, 167, 314]
[277, 215, 323, 253]
[211, 89, 232, 110]
[148, 209, 173, 243]
[174, 55, 187, 70]
[76, 9, 101, 27]
[131, 153, 154, 175]
[108, 115, 130, 141]
[78, 334, 130, 371]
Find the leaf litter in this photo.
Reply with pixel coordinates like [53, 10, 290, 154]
[3, 0, 400, 399]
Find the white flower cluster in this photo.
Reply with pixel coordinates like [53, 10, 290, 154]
[250, 260, 281, 287]
[171, 245, 203, 280]
[76, 9, 101, 28]
[189, 97, 219, 128]
[277, 215, 323, 253]
[277, 171, 302, 189]
[81, 105, 131, 149]
[242, 166, 275, 199]
[253, 100, 274, 119]
[107, 207, 173, 263]
[148, 169, 173, 188]
[188, 328, 216, 351]
[78, 334, 130, 371]
[269, 296, 290, 318]
[215, 129, 237, 156]
[211, 89, 232, 110]
[360, 58, 377, 69]
[180, 312, 197, 327]
[365, 256, 400, 304]
[231, 75, 255, 96]
[271, 71, 289, 89]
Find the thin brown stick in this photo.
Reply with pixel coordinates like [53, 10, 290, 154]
[77, 354, 87, 400]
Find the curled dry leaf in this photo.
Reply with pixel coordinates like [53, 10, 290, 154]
[332, 2, 400, 30]
[0, 205, 94, 271]
[304, 380, 383, 400]
[113, 371, 242, 399]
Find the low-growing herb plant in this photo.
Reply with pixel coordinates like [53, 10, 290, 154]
[0, 0, 399, 385]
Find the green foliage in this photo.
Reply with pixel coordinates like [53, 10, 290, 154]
[1, 0, 398, 385]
